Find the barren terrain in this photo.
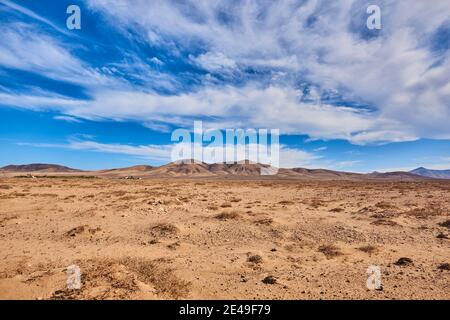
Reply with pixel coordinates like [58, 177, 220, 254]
[0, 177, 449, 299]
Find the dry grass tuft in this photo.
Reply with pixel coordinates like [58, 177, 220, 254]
[220, 202, 232, 208]
[374, 201, 396, 209]
[371, 219, 399, 226]
[215, 211, 240, 220]
[253, 217, 273, 225]
[318, 244, 343, 259]
[149, 223, 179, 237]
[120, 258, 190, 299]
[357, 245, 378, 255]
[247, 254, 263, 264]
[278, 200, 294, 205]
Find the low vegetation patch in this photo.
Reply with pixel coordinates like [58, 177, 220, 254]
[149, 223, 179, 237]
[357, 245, 378, 255]
[318, 244, 343, 259]
[215, 211, 240, 220]
[247, 254, 263, 264]
[220, 202, 232, 208]
[371, 219, 399, 226]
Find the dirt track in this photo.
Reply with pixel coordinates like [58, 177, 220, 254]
[0, 178, 449, 299]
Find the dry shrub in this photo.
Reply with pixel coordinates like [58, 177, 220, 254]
[230, 197, 242, 203]
[254, 217, 273, 225]
[220, 202, 232, 208]
[0, 185, 11, 190]
[207, 205, 219, 210]
[247, 254, 263, 264]
[375, 201, 396, 209]
[318, 244, 343, 259]
[309, 198, 326, 208]
[404, 205, 446, 218]
[215, 211, 240, 220]
[329, 207, 344, 213]
[278, 200, 294, 205]
[53, 257, 190, 300]
[149, 223, 178, 237]
[371, 219, 399, 226]
[65, 225, 101, 237]
[357, 245, 378, 255]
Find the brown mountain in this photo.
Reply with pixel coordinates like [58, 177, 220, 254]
[366, 171, 430, 181]
[0, 163, 80, 173]
[149, 161, 214, 177]
[0, 161, 430, 180]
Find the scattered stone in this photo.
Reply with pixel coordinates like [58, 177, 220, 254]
[394, 257, 413, 266]
[437, 263, 450, 271]
[66, 225, 87, 237]
[167, 241, 180, 250]
[438, 220, 450, 229]
[262, 276, 277, 285]
[436, 232, 449, 239]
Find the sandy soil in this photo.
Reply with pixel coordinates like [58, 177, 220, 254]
[0, 177, 449, 300]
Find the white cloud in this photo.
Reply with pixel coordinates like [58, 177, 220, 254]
[53, 115, 82, 123]
[0, 0, 70, 35]
[1, 85, 377, 142]
[190, 52, 237, 72]
[0, 23, 118, 87]
[2, 0, 450, 145]
[82, 0, 450, 143]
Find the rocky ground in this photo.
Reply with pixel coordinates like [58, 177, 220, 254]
[0, 177, 449, 299]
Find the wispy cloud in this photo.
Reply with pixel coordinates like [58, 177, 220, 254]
[53, 115, 83, 123]
[1, 0, 450, 147]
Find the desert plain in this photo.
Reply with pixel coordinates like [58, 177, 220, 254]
[0, 176, 449, 300]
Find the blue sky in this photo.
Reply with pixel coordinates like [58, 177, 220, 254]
[0, 0, 449, 172]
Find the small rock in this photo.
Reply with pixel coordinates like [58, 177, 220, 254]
[437, 263, 450, 271]
[262, 276, 277, 284]
[394, 257, 413, 266]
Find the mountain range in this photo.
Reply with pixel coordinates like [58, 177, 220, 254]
[1, 162, 449, 180]
[409, 167, 450, 179]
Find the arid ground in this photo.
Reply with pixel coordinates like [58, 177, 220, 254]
[0, 177, 449, 300]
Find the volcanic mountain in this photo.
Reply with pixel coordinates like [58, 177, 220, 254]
[0, 163, 80, 173]
[0, 161, 432, 180]
[409, 167, 450, 179]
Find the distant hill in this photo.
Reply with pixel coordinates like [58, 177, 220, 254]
[0, 161, 439, 181]
[410, 167, 450, 179]
[0, 163, 80, 173]
[366, 171, 428, 181]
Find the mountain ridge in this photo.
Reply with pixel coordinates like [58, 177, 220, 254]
[1, 161, 445, 180]
[410, 167, 450, 179]
[0, 163, 81, 173]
